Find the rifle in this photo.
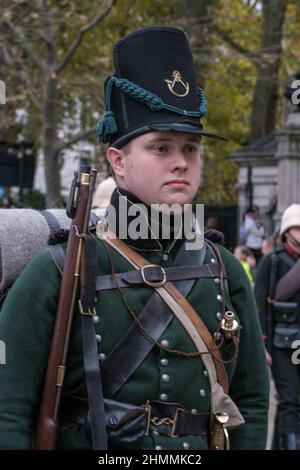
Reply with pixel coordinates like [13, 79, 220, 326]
[34, 168, 97, 449]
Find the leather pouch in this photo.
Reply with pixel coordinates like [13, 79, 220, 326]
[104, 399, 146, 449]
[273, 324, 299, 349]
[273, 301, 298, 323]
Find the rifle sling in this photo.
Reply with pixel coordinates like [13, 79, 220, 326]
[277, 251, 296, 269]
[79, 234, 107, 450]
[268, 254, 279, 303]
[41, 210, 61, 234]
[48, 244, 66, 274]
[275, 252, 300, 301]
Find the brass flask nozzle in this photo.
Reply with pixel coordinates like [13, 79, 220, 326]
[220, 311, 239, 340]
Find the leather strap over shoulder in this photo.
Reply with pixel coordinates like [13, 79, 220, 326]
[99, 227, 229, 394]
[97, 229, 247, 441]
[100, 233, 207, 398]
[277, 250, 296, 268]
[95, 263, 223, 291]
[47, 244, 66, 274]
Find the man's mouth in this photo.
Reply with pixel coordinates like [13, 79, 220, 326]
[165, 180, 189, 188]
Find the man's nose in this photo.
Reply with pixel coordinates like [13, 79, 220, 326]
[171, 150, 188, 171]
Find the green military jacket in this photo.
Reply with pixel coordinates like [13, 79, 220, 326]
[0, 237, 269, 450]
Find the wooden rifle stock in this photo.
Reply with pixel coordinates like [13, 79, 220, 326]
[34, 169, 97, 449]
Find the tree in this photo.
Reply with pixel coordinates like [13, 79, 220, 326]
[174, 0, 214, 84]
[0, 0, 116, 207]
[0, 0, 174, 207]
[1, 0, 298, 207]
[250, 0, 289, 141]
[187, 0, 291, 203]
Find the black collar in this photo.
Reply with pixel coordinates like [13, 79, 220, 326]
[108, 187, 185, 253]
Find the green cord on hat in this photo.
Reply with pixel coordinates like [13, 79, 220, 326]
[96, 76, 207, 144]
[96, 78, 118, 144]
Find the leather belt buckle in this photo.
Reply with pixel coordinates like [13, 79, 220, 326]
[170, 406, 184, 438]
[143, 401, 183, 438]
[78, 299, 96, 316]
[141, 264, 166, 287]
[144, 401, 152, 436]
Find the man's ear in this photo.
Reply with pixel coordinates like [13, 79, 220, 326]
[106, 147, 126, 180]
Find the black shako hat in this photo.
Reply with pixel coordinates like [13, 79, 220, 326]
[97, 26, 225, 147]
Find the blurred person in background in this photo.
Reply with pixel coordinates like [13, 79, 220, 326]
[92, 176, 116, 210]
[233, 246, 256, 287]
[255, 204, 300, 450]
[244, 206, 264, 263]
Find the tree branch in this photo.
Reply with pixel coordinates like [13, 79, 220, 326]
[213, 24, 256, 59]
[247, 0, 259, 10]
[0, 42, 12, 65]
[55, 0, 116, 74]
[17, 59, 42, 111]
[56, 128, 96, 153]
[37, 0, 57, 50]
[214, 22, 283, 65]
[3, 20, 44, 68]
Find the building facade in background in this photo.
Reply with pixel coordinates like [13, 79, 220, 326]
[232, 102, 300, 240]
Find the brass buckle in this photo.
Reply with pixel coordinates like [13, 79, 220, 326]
[170, 406, 183, 438]
[144, 401, 152, 436]
[144, 401, 183, 438]
[141, 264, 166, 287]
[78, 299, 96, 316]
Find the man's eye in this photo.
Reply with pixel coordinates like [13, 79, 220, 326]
[154, 146, 168, 154]
[185, 145, 198, 154]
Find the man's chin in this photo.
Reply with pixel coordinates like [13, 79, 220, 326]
[145, 189, 196, 210]
[164, 193, 194, 208]
[153, 200, 193, 215]
[157, 204, 184, 215]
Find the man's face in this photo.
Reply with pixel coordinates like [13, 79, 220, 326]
[233, 247, 243, 260]
[247, 210, 256, 220]
[286, 227, 300, 252]
[107, 131, 201, 206]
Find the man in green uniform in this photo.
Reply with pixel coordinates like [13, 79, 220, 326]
[255, 204, 300, 449]
[0, 26, 268, 450]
